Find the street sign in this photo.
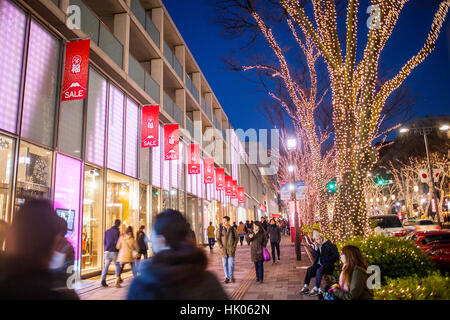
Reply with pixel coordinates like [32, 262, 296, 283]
[280, 181, 290, 201]
[295, 181, 305, 200]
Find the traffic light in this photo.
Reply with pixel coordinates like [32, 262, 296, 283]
[326, 180, 337, 193]
[375, 176, 385, 186]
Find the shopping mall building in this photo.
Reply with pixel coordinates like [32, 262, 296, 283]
[0, 0, 280, 277]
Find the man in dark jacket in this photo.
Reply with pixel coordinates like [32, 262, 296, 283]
[261, 217, 268, 231]
[300, 231, 339, 296]
[136, 225, 148, 260]
[267, 219, 281, 263]
[100, 219, 121, 287]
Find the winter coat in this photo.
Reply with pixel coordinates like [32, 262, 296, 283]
[236, 224, 246, 235]
[267, 224, 281, 243]
[104, 226, 120, 252]
[0, 253, 79, 300]
[261, 220, 268, 231]
[217, 225, 238, 258]
[207, 225, 215, 239]
[116, 234, 138, 263]
[127, 243, 228, 300]
[312, 240, 339, 267]
[334, 266, 373, 300]
[246, 230, 268, 262]
[137, 231, 148, 254]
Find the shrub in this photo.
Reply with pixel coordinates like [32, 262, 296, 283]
[374, 272, 450, 300]
[302, 223, 320, 238]
[335, 235, 436, 283]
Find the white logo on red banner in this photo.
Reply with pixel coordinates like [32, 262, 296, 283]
[142, 105, 159, 147]
[62, 39, 90, 101]
[164, 124, 179, 160]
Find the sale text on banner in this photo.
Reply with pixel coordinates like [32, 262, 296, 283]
[225, 176, 233, 196]
[62, 39, 90, 101]
[238, 187, 245, 203]
[141, 105, 159, 147]
[203, 158, 215, 184]
[164, 124, 179, 160]
[231, 180, 237, 198]
[188, 144, 200, 174]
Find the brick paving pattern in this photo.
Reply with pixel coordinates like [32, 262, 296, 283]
[78, 234, 316, 300]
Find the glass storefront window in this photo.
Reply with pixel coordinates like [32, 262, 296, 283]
[21, 20, 60, 147]
[162, 189, 169, 211]
[58, 99, 84, 158]
[178, 189, 185, 214]
[151, 186, 160, 219]
[15, 141, 52, 211]
[0, 135, 14, 222]
[82, 165, 103, 273]
[106, 171, 139, 234]
[170, 188, 178, 210]
[139, 184, 150, 231]
[0, 0, 26, 134]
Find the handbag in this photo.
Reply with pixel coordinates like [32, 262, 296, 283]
[263, 247, 271, 262]
[125, 239, 140, 259]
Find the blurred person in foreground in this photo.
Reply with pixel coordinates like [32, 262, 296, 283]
[0, 220, 8, 251]
[0, 200, 78, 299]
[127, 209, 228, 300]
[49, 217, 75, 289]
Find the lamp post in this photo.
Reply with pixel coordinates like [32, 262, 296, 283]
[399, 124, 449, 224]
[287, 138, 301, 261]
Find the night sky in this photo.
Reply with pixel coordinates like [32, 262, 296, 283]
[162, 0, 450, 133]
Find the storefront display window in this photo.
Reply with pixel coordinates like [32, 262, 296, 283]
[170, 188, 178, 210]
[0, 0, 26, 134]
[106, 171, 139, 234]
[151, 186, 161, 219]
[0, 135, 14, 222]
[82, 165, 103, 273]
[139, 184, 150, 231]
[21, 19, 60, 147]
[162, 189, 169, 211]
[178, 189, 185, 214]
[53, 153, 82, 263]
[15, 141, 52, 211]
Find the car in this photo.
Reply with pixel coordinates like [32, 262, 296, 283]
[369, 214, 406, 237]
[406, 230, 450, 270]
[403, 219, 441, 234]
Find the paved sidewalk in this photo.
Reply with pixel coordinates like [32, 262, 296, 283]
[78, 234, 315, 300]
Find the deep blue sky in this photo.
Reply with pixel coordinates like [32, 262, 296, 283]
[162, 0, 450, 133]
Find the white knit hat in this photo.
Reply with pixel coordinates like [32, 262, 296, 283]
[312, 230, 321, 240]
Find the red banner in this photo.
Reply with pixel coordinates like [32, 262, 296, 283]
[164, 124, 179, 160]
[238, 187, 245, 203]
[62, 39, 90, 101]
[288, 200, 302, 243]
[188, 144, 200, 174]
[141, 105, 159, 147]
[231, 180, 238, 198]
[225, 176, 233, 196]
[259, 203, 267, 212]
[215, 168, 225, 191]
[203, 158, 215, 184]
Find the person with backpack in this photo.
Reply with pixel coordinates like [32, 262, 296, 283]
[246, 221, 268, 283]
[217, 216, 238, 283]
[116, 226, 139, 288]
[267, 218, 281, 263]
[236, 221, 246, 246]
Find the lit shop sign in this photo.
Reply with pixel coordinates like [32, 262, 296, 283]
[141, 105, 159, 147]
[188, 144, 200, 174]
[215, 168, 225, 191]
[238, 187, 245, 203]
[164, 124, 179, 160]
[203, 158, 215, 184]
[61, 39, 90, 101]
[225, 176, 233, 196]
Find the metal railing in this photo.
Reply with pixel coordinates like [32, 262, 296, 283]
[130, 0, 160, 47]
[71, 0, 123, 68]
[164, 41, 183, 79]
[185, 73, 199, 101]
[201, 98, 211, 119]
[128, 55, 160, 103]
[163, 92, 183, 125]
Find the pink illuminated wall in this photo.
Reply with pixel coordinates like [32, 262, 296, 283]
[0, 0, 26, 133]
[125, 98, 138, 177]
[53, 153, 82, 262]
[107, 85, 124, 172]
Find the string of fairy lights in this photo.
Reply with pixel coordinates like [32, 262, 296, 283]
[242, 0, 449, 241]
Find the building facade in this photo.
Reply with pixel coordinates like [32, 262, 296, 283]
[0, 0, 270, 277]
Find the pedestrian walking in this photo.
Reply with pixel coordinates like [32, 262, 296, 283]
[207, 222, 216, 252]
[136, 225, 148, 260]
[49, 217, 75, 289]
[237, 221, 246, 246]
[217, 216, 238, 283]
[0, 200, 78, 299]
[127, 209, 228, 300]
[100, 219, 122, 287]
[246, 221, 268, 283]
[300, 231, 339, 296]
[233, 222, 237, 229]
[328, 245, 373, 300]
[261, 217, 268, 231]
[116, 226, 139, 287]
[280, 219, 286, 235]
[267, 218, 281, 263]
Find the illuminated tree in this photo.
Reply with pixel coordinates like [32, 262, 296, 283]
[212, 0, 449, 240]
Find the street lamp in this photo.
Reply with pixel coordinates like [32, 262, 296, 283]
[286, 138, 301, 261]
[399, 126, 442, 224]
